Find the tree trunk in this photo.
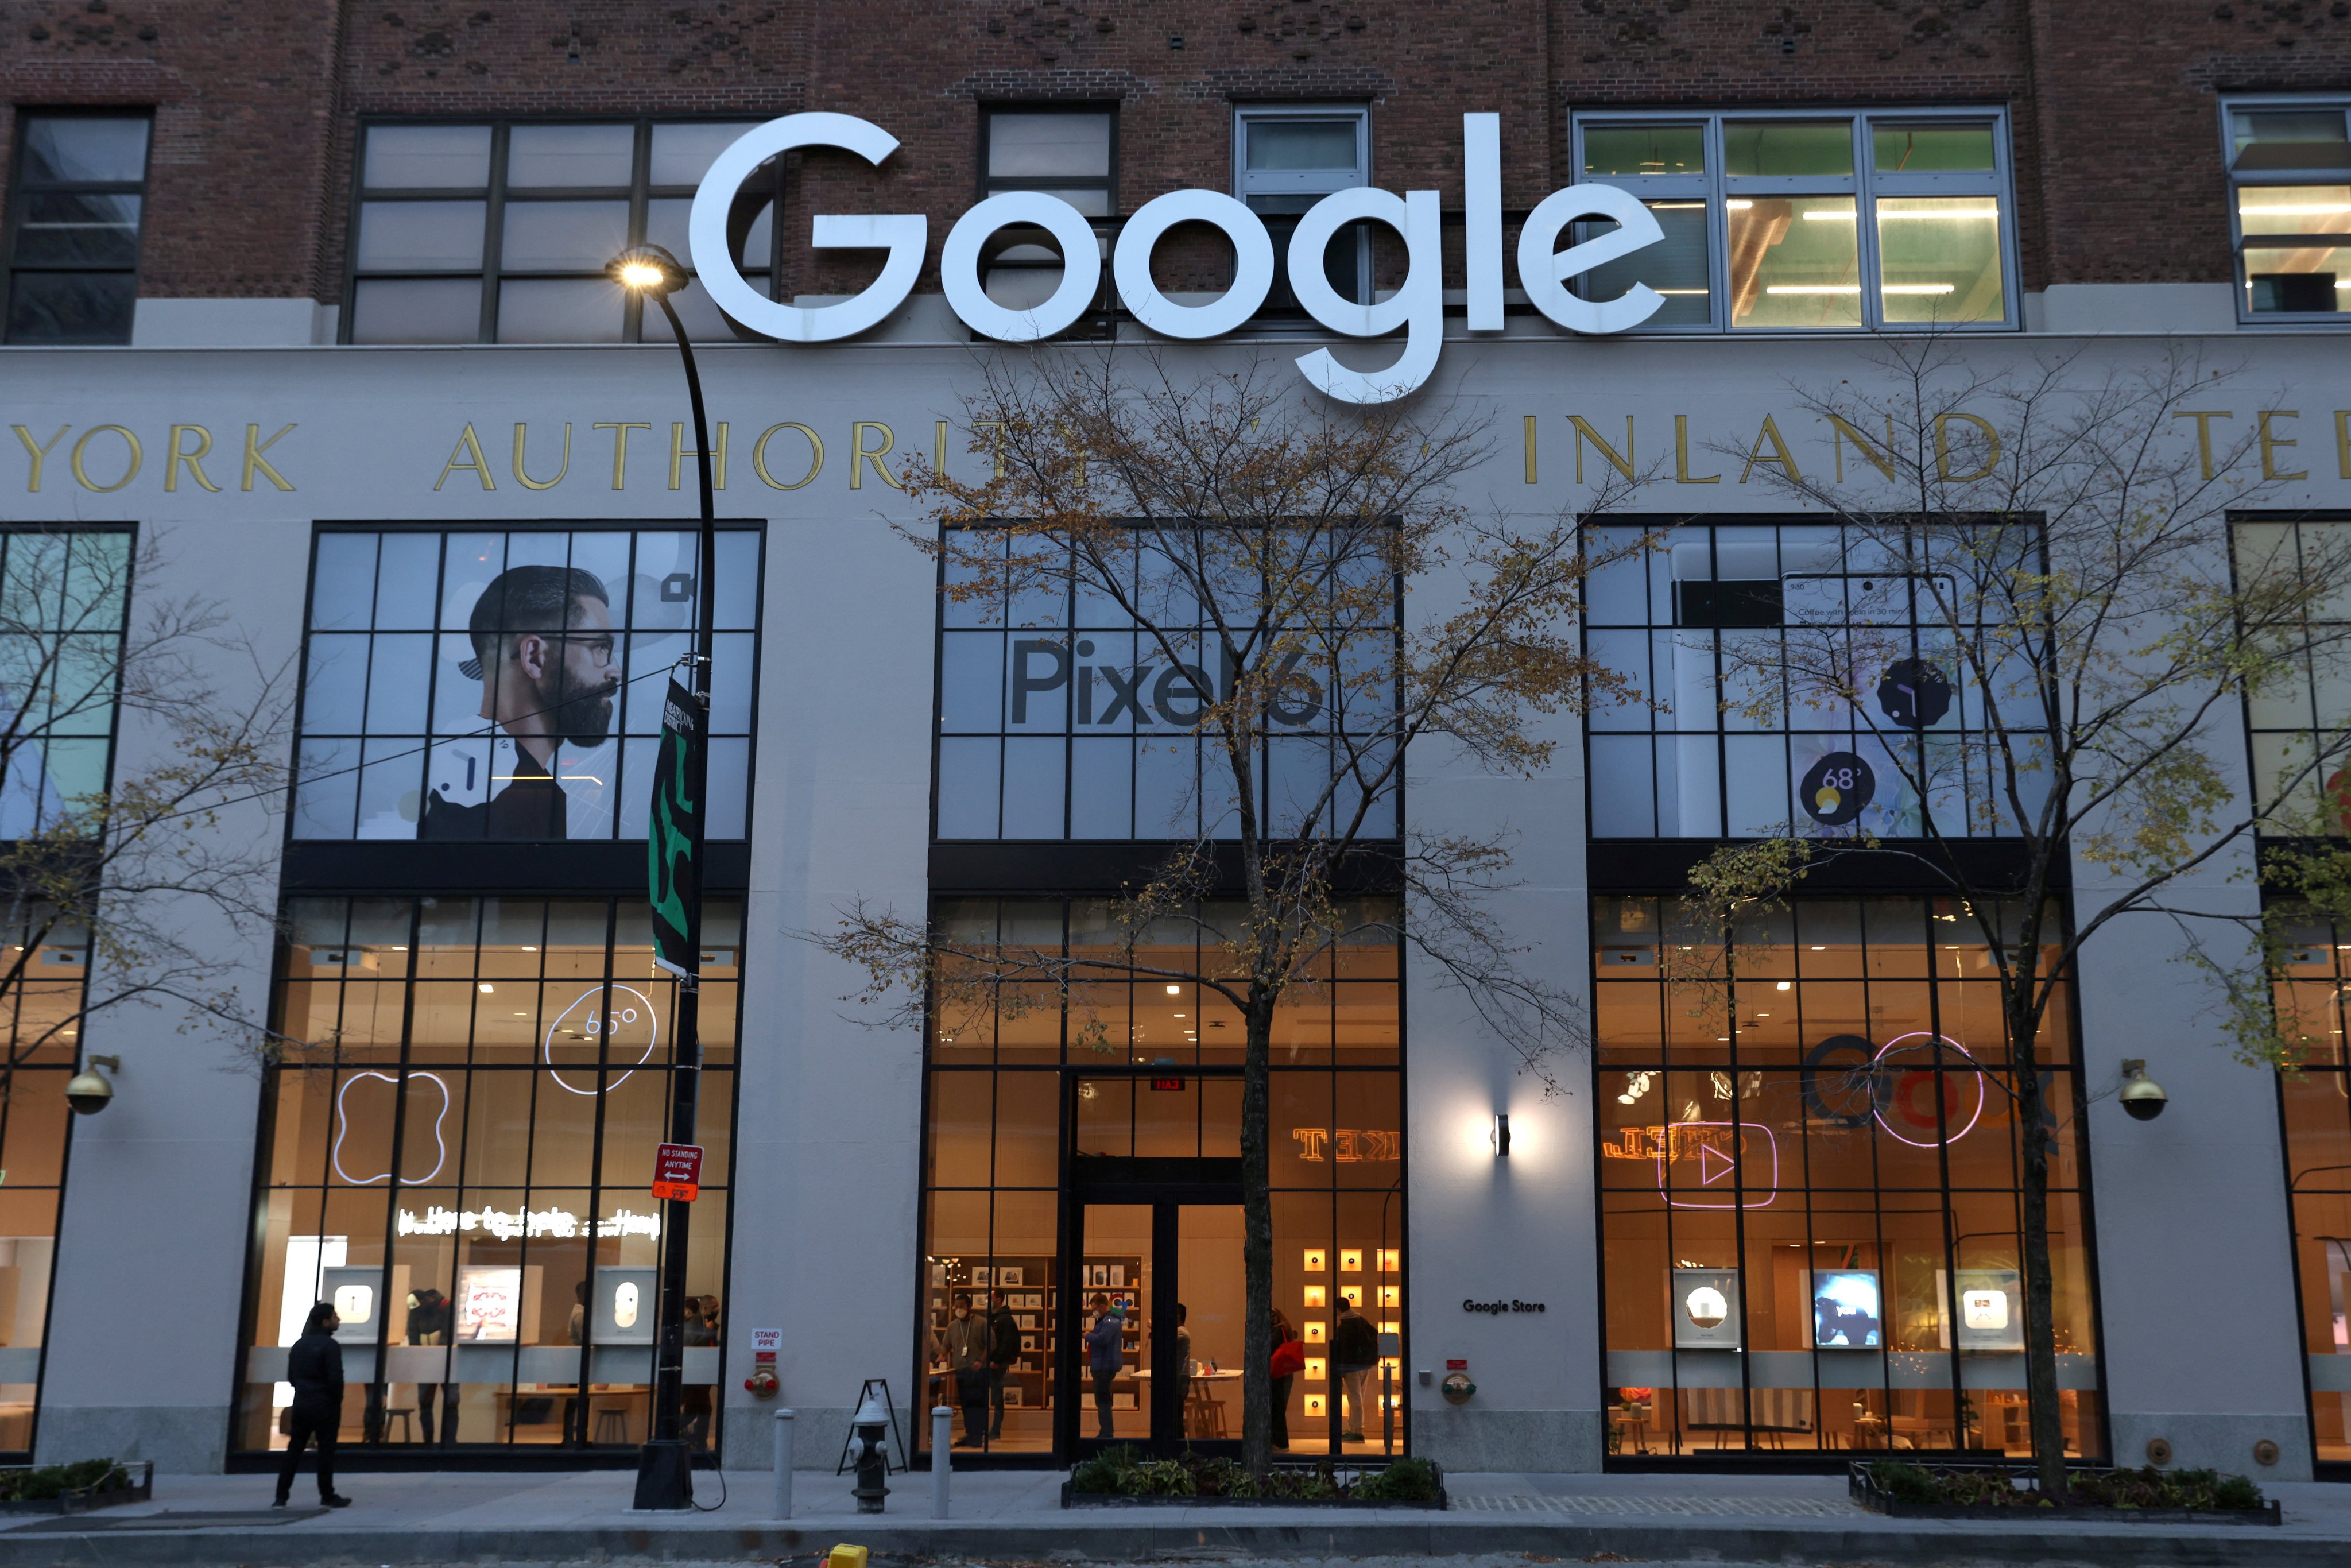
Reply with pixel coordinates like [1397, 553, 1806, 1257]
[2010, 994, 2067, 1500]
[1240, 992, 1274, 1475]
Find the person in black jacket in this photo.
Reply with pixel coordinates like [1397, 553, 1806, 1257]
[276, 1302, 353, 1508]
[1333, 1294, 1378, 1443]
[985, 1290, 1021, 1441]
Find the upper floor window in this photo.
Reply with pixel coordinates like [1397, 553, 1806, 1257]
[1235, 107, 1370, 312]
[2224, 100, 2351, 322]
[1571, 109, 2015, 333]
[346, 120, 781, 346]
[978, 107, 1115, 319]
[4, 115, 150, 346]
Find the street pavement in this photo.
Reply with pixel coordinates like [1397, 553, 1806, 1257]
[0, 1463, 2341, 1565]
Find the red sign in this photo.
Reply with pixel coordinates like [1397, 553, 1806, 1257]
[1149, 1076, 1186, 1092]
[1446, 1358, 1469, 1372]
[652, 1143, 704, 1202]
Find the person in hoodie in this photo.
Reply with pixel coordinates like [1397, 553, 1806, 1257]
[275, 1302, 353, 1508]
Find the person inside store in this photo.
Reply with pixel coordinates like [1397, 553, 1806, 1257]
[682, 1296, 718, 1447]
[1333, 1291, 1378, 1443]
[423, 563, 619, 841]
[406, 1287, 456, 1445]
[1083, 1292, 1124, 1439]
[274, 1302, 353, 1508]
[561, 1280, 589, 1442]
[944, 1289, 990, 1446]
[985, 1288, 1020, 1441]
[1268, 1307, 1304, 1451]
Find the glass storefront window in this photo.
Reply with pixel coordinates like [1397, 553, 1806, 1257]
[237, 896, 739, 1454]
[2270, 914, 2351, 1464]
[292, 525, 761, 843]
[920, 897, 1403, 1458]
[2225, 101, 2351, 320]
[1595, 895, 2104, 1459]
[2234, 517, 2351, 831]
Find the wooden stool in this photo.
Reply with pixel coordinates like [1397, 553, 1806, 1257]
[594, 1407, 630, 1445]
[382, 1407, 416, 1444]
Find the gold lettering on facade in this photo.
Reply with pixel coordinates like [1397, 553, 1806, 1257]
[1933, 412, 2000, 482]
[243, 423, 297, 493]
[593, 421, 650, 490]
[512, 423, 571, 491]
[164, 425, 220, 493]
[69, 425, 141, 493]
[752, 423, 823, 489]
[2172, 410, 2234, 481]
[1827, 414, 1897, 482]
[972, 420, 1009, 483]
[12, 425, 68, 492]
[1674, 415, 1719, 483]
[2338, 411, 2351, 480]
[1290, 1128, 1402, 1162]
[1523, 413, 1537, 484]
[669, 421, 729, 490]
[435, 424, 497, 491]
[936, 419, 950, 477]
[851, 421, 903, 490]
[1568, 415, 1635, 485]
[2260, 410, 2307, 481]
[1738, 414, 1800, 484]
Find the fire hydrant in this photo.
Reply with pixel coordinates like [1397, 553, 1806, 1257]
[850, 1388, 892, 1514]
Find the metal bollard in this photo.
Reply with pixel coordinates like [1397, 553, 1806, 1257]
[773, 1408, 795, 1520]
[931, 1406, 952, 1517]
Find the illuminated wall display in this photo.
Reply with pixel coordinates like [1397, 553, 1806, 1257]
[592, 1265, 659, 1345]
[1807, 1270, 1884, 1349]
[1672, 1267, 1742, 1349]
[1938, 1269, 2024, 1352]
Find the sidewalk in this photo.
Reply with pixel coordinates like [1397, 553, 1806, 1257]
[0, 1463, 2340, 1566]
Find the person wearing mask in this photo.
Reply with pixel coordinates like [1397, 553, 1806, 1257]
[985, 1289, 1021, 1441]
[1268, 1308, 1305, 1451]
[1081, 1292, 1123, 1439]
[943, 1290, 990, 1446]
[275, 1302, 353, 1508]
[1333, 1292, 1378, 1443]
[406, 1288, 456, 1445]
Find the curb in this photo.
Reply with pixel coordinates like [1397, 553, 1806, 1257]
[0, 1514, 2328, 1567]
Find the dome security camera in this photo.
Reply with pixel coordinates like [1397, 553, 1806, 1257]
[64, 1055, 119, 1116]
[2119, 1058, 2167, 1122]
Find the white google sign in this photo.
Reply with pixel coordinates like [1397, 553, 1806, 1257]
[689, 112, 1665, 406]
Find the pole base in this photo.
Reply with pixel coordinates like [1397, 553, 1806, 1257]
[633, 1438, 697, 1511]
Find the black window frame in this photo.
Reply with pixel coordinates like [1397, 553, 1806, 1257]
[973, 102, 1120, 342]
[2, 109, 154, 347]
[341, 116, 787, 346]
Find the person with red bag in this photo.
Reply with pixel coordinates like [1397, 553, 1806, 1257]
[1267, 1308, 1306, 1450]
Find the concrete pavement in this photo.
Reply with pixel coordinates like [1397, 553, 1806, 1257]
[0, 1463, 2337, 1565]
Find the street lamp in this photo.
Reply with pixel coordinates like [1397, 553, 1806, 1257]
[610, 243, 717, 1512]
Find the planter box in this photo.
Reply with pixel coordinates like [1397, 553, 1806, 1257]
[1848, 1463, 2280, 1525]
[1063, 1461, 1445, 1509]
[0, 1461, 153, 1517]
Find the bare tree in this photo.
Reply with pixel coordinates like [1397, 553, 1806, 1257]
[0, 528, 293, 1084]
[1670, 338, 2351, 1496]
[818, 351, 1646, 1474]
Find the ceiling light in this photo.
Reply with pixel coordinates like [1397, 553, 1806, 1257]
[478, 983, 494, 994]
[1166, 985, 1181, 994]
[1776, 981, 1791, 991]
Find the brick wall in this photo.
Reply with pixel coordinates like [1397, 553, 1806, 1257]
[0, 1, 2337, 305]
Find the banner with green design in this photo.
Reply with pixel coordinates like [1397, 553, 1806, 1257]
[648, 677, 702, 979]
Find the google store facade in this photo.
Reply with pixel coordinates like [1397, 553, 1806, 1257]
[1, 103, 2349, 1487]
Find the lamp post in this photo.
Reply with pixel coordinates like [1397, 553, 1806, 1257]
[610, 244, 716, 1512]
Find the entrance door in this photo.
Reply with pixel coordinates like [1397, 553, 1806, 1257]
[1066, 1201, 1242, 1454]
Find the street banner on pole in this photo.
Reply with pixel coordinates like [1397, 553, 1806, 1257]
[648, 677, 702, 980]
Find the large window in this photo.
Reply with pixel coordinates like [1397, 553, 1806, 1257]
[3, 114, 150, 346]
[2236, 516, 2351, 833]
[0, 916, 86, 1458]
[1583, 520, 2036, 840]
[919, 897, 1403, 1457]
[935, 529, 1399, 842]
[2224, 100, 2351, 321]
[345, 119, 780, 345]
[1571, 110, 2015, 332]
[238, 896, 739, 1453]
[2271, 915, 2351, 1466]
[292, 525, 760, 843]
[1235, 107, 1370, 314]
[1594, 895, 2103, 1459]
[0, 527, 133, 837]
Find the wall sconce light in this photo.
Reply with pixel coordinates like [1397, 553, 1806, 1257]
[65, 1054, 119, 1116]
[1303, 1285, 1326, 1309]
[1493, 1113, 1512, 1156]
[1303, 1320, 1326, 1343]
[1303, 1357, 1326, 1383]
[1339, 1249, 1363, 1272]
[1302, 1248, 1326, 1272]
[1379, 1284, 1400, 1308]
[1379, 1248, 1400, 1272]
[2120, 1059, 2168, 1121]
